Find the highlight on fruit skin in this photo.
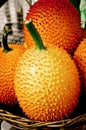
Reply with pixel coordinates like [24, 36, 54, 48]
[74, 39, 86, 94]
[14, 20, 81, 122]
[24, 0, 83, 54]
[0, 24, 26, 106]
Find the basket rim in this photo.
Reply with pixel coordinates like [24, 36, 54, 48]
[0, 108, 86, 129]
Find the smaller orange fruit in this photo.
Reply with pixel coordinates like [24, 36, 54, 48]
[0, 25, 25, 106]
[74, 39, 86, 94]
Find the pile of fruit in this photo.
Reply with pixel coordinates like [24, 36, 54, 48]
[0, 0, 86, 122]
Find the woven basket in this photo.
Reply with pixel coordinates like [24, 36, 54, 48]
[0, 105, 86, 130]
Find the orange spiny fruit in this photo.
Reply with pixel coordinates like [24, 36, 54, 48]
[23, 0, 82, 54]
[74, 39, 86, 94]
[0, 25, 26, 106]
[14, 20, 80, 122]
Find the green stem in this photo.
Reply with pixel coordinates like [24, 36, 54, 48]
[25, 0, 32, 6]
[25, 19, 46, 51]
[2, 25, 12, 53]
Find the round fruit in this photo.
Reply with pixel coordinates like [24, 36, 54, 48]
[14, 20, 80, 121]
[0, 25, 25, 105]
[23, 0, 82, 54]
[74, 39, 86, 93]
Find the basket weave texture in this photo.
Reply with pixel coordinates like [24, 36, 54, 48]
[0, 109, 86, 130]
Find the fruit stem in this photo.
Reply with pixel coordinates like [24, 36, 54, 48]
[2, 25, 12, 53]
[25, 19, 46, 51]
[25, 0, 32, 6]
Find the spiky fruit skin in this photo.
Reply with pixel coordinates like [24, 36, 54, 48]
[0, 44, 25, 106]
[24, 0, 82, 54]
[74, 39, 86, 93]
[14, 46, 80, 122]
